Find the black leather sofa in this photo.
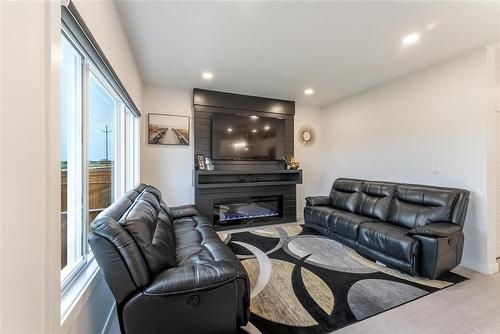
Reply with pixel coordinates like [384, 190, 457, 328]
[89, 184, 250, 334]
[304, 178, 469, 279]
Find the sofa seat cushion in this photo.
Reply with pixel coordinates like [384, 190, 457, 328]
[174, 215, 213, 230]
[303, 206, 339, 229]
[358, 222, 420, 262]
[145, 260, 240, 295]
[174, 215, 239, 269]
[329, 211, 376, 240]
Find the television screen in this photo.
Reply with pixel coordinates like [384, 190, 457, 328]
[212, 113, 285, 160]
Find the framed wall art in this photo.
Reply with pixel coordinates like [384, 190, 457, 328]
[148, 113, 190, 145]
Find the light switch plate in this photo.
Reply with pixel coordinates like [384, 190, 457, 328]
[431, 164, 440, 174]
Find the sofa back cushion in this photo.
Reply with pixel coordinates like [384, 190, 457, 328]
[160, 201, 174, 221]
[387, 185, 458, 228]
[89, 217, 150, 303]
[89, 183, 152, 304]
[329, 179, 363, 212]
[450, 190, 470, 227]
[124, 183, 147, 203]
[355, 182, 396, 220]
[119, 186, 177, 275]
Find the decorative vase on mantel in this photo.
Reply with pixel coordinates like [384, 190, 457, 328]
[283, 155, 300, 170]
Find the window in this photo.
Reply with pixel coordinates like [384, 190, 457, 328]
[87, 72, 117, 224]
[125, 108, 140, 190]
[60, 35, 84, 279]
[60, 31, 139, 289]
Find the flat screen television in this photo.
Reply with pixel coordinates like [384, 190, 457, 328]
[212, 113, 285, 160]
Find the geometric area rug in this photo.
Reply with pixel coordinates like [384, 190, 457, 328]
[223, 224, 467, 333]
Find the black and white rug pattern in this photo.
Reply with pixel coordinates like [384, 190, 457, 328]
[224, 224, 467, 333]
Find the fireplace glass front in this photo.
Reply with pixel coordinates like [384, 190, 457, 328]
[213, 196, 283, 226]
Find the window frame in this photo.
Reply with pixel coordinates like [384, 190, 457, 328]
[61, 2, 140, 117]
[60, 29, 87, 290]
[60, 27, 138, 293]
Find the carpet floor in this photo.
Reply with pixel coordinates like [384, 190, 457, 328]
[224, 224, 467, 334]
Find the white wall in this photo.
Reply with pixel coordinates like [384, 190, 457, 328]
[295, 105, 322, 219]
[496, 52, 500, 112]
[497, 73, 500, 114]
[495, 48, 500, 257]
[0, 1, 59, 332]
[320, 49, 497, 275]
[141, 86, 194, 205]
[140, 86, 324, 215]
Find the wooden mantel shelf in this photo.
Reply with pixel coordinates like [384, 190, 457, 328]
[195, 169, 302, 175]
[193, 169, 303, 189]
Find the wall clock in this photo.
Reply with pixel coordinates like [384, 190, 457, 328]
[298, 126, 314, 145]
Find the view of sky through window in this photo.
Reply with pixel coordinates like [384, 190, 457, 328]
[88, 74, 116, 162]
[60, 68, 116, 163]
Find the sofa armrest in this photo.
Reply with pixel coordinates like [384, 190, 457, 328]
[408, 222, 462, 238]
[144, 261, 241, 295]
[305, 196, 331, 207]
[170, 204, 198, 219]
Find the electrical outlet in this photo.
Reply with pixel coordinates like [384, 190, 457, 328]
[431, 164, 440, 174]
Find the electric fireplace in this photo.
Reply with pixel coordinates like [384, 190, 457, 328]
[213, 196, 283, 227]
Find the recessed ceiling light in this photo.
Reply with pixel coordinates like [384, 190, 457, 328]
[250, 115, 259, 120]
[202, 72, 213, 80]
[402, 33, 420, 46]
[264, 125, 270, 131]
[227, 128, 233, 133]
[304, 88, 314, 95]
[252, 129, 258, 133]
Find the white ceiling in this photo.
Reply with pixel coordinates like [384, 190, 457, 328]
[116, 1, 500, 106]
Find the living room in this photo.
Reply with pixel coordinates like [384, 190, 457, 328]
[1, 1, 500, 333]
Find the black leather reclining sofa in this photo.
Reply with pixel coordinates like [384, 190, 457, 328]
[89, 184, 249, 334]
[304, 178, 469, 279]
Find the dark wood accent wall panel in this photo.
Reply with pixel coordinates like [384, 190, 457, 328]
[284, 118, 294, 157]
[193, 88, 295, 115]
[193, 109, 212, 167]
[192, 89, 299, 229]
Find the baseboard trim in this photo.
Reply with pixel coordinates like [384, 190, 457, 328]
[486, 261, 499, 275]
[460, 259, 499, 275]
[101, 302, 117, 334]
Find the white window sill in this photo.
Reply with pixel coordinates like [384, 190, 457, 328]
[60, 258, 102, 332]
